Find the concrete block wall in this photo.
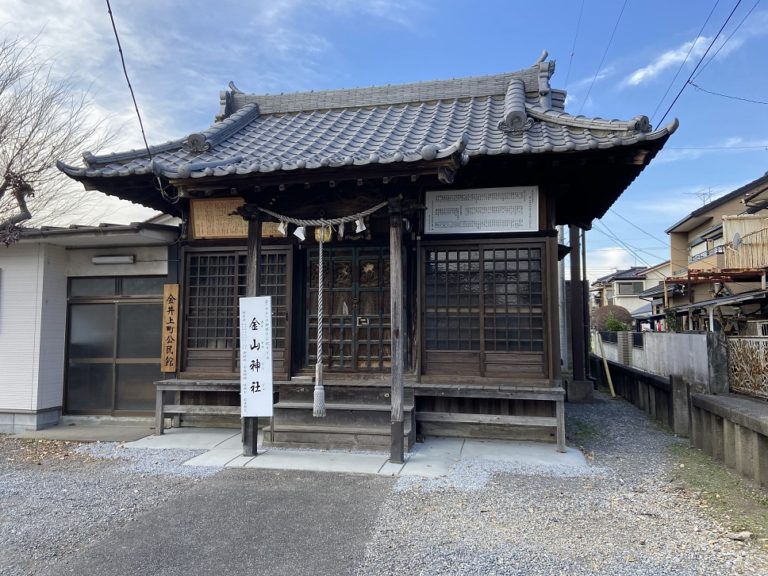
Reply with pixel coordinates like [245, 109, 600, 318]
[589, 356, 674, 429]
[691, 393, 768, 489]
[592, 331, 727, 395]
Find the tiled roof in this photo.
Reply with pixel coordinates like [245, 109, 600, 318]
[592, 266, 649, 286]
[58, 55, 677, 182]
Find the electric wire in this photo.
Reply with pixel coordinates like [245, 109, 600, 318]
[564, 0, 586, 91]
[667, 144, 768, 150]
[577, 0, 628, 115]
[694, 0, 761, 78]
[689, 81, 768, 105]
[650, 0, 720, 124]
[657, 0, 744, 126]
[609, 208, 669, 245]
[105, 0, 178, 204]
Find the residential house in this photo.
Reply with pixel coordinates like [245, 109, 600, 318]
[591, 261, 670, 317]
[665, 172, 768, 333]
[0, 222, 179, 432]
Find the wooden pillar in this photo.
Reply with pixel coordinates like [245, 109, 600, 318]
[569, 225, 586, 382]
[389, 199, 404, 464]
[243, 207, 262, 456]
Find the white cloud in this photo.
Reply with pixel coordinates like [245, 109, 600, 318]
[622, 36, 709, 87]
[622, 10, 768, 88]
[584, 247, 637, 283]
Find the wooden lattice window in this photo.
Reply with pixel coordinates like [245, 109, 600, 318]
[424, 249, 481, 351]
[483, 247, 544, 352]
[185, 250, 290, 374]
[187, 253, 238, 351]
[423, 242, 547, 378]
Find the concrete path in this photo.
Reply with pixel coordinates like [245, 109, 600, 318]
[124, 427, 588, 478]
[13, 416, 155, 443]
[39, 469, 393, 576]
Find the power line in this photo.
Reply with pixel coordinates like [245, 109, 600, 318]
[650, 0, 720, 123]
[564, 0, 586, 91]
[105, 0, 177, 204]
[657, 0, 743, 126]
[694, 0, 761, 78]
[689, 80, 768, 105]
[667, 144, 768, 150]
[577, 0, 628, 115]
[609, 209, 669, 245]
[591, 221, 663, 269]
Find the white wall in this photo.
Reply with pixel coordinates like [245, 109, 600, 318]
[642, 333, 710, 386]
[67, 245, 168, 277]
[596, 331, 712, 389]
[0, 243, 68, 431]
[0, 243, 42, 412]
[36, 244, 67, 410]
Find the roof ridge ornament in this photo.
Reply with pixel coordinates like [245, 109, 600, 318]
[183, 133, 210, 154]
[498, 78, 532, 133]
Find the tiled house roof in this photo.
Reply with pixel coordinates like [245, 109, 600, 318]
[592, 266, 648, 287]
[58, 56, 677, 183]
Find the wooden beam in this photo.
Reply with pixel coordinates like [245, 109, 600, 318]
[389, 197, 405, 463]
[242, 208, 262, 456]
[569, 224, 586, 382]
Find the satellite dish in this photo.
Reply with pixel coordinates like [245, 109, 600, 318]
[733, 232, 742, 250]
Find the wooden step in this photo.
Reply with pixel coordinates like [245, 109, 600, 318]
[163, 404, 240, 416]
[265, 422, 414, 451]
[416, 411, 557, 427]
[277, 384, 414, 405]
[275, 401, 414, 412]
[274, 405, 408, 429]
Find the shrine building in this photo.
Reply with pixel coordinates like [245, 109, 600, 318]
[56, 53, 677, 456]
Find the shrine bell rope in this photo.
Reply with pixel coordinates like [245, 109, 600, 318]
[258, 200, 389, 417]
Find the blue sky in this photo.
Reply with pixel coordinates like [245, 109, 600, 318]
[3, 0, 767, 279]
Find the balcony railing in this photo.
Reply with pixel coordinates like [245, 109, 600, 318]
[688, 245, 724, 263]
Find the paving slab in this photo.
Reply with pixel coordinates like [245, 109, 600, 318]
[124, 427, 239, 450]
[183, 448, 243, 467]
[398, 437, 464, 477]
[243, 449, 390, 475]
[13, 423, 153, 443]
[461, 439, 587, 468]
[225, 454, 257, 467]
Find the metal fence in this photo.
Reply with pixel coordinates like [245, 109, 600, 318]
[599, 331, 618, 344]
[727, 337, 768, 400]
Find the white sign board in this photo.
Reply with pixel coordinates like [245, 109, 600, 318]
[424, 187, 539, 234]
[239, 296, 273, 417]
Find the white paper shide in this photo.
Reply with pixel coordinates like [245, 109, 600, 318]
[239, 296, 273, 417]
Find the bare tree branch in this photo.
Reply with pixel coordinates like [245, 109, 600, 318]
[0, 36, 112, 244]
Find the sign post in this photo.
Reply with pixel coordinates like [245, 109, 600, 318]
[239, 296, 274, 423]
[160, 284, 180, 372]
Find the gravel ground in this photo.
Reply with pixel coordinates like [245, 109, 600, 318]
[0, 438, 220, 576]
[355, 391, 768, 576]
[3, 392, 767, 576]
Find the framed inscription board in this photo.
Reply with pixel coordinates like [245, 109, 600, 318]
[424, 187, 539, 234]
[190, 198, 283, 239]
